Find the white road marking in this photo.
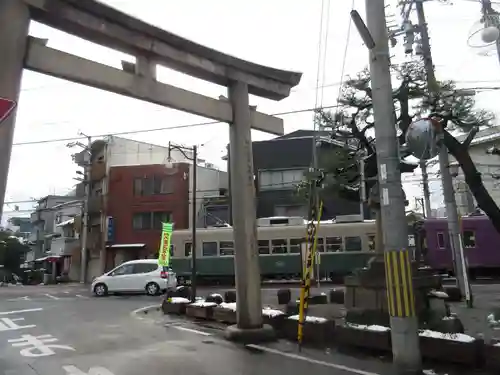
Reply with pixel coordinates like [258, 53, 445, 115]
[63, 365, 115, 375]
[63, 291, 70, 294]
[76, 294, 88, 299]
[245, 344, 380, 375]
[44, 294, 60, 300]
[7, 296, 31, 302]
[0, 317, 36, 331]
[171, 326, 212, 336]
[8, 334, 75, 357]
[0, 308, 43, 316]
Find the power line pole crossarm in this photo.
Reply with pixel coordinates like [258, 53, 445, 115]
[363, 0, 422, 373]
[415, 0, 472, 307]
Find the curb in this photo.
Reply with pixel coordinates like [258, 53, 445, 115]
[130, 304, 162, 320]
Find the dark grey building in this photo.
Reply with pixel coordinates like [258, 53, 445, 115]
[252, 130, 367, 219]
[213, 130, 369, 224]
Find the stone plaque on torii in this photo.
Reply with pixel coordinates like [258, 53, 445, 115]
[0, 0, 302, 341]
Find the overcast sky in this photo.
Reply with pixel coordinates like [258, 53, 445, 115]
[4, 0, 500, 220]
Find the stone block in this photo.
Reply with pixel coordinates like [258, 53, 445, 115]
[161, 300, 188, 315]
[280, 317, 335, 346]
[484, 344, 500, 370]
[419, 335, 482, 366]
[329, 289, 345, 304]
[277, 289, 291, 305]
[224, 290, 236, 303]
[213, 307, 237, 324]
[336, 325, 391, 352]
[185, 305, 214, 320]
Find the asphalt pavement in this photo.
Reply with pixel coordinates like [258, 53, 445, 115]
[0, 283, 459, 375]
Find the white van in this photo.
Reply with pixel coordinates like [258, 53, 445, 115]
[91, 259, 177, 297]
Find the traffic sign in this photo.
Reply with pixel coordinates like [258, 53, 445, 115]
[0, 97, 16, 124]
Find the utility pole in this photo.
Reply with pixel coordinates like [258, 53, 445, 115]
[80, 135, 92, 284]
[0, 1, 30, 223]
[190, 145, 198, 302]
[362, 0, 422, 372]
[420, 160, 432, 217]
[415, 0, 472, 306]
[167, 142, 198, 302]
[359, 151, 366, 219]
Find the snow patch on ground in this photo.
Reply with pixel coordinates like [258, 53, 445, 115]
[346, 323, 390, 332]
[428, 290, 449, 299]
[288, 315, 327, 323]
[167, 297, 190, 304]
[262, 307, 285, 317]
[419, 329, 475, 343]
[219, 302, 237, 311]
[189, 300, 217, 308]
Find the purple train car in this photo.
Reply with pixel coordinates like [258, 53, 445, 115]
[424, 215, 500, 279]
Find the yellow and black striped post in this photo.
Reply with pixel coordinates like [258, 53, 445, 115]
[384, 249, 416, 318]
[297, 200, 323, 348]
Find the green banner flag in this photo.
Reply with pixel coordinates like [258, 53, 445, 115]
[158, 222, 173, 266]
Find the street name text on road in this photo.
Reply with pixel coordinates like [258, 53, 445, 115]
[0, 317, 36, 331]
[8, 334, 75, 357]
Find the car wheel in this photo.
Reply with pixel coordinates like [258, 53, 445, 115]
[93, 283, 108, 297]
[146, 282, 160, 296]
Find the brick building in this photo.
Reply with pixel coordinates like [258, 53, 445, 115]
[70, 136, 227, 281]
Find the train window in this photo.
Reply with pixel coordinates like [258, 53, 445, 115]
[258, 240, 270, 254]
[368, 235, 376, 251]
[316, 238, 324, 252]
[463, 231, 476, 248]
[289, 238, 304, 254]
[271, 239, 287, 254]
[325, 237, 342, 252]
[202, 242, 218, 256]
[437, 232, 445, 249]
[220, 241, 234, 256]
[184, 242, 192, 257]
[345, 236, 362, 252]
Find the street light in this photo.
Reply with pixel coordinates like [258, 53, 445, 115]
[167, 142, 198, 302]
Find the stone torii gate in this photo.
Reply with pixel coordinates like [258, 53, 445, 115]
[0, 0, 301, 340]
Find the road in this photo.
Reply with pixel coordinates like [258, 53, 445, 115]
[0, 284, 454, 375]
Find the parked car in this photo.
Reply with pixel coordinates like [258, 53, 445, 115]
[91, 259, 177, 297]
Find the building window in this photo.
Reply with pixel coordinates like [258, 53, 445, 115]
[437, 232, 445, 249]
[259, 169, 305, 190]
[134, 176, 174, 196]
[202, 241, 218, 256]
[219, 241, 234, 256]
[463, 230, 476, 248]
[132, 211, 172, 230]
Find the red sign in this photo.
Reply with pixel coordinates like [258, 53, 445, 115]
[0, 97, 16, 124]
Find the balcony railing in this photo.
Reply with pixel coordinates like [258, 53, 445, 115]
[49, 237, 80, 257]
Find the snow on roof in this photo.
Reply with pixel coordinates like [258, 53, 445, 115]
[56, 218, 75, 227]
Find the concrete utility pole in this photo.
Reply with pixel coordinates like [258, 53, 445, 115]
[419, 160, 432, 217]
[415, 0, 472, 306]
[80, 135, 92, 284]
[0, 1, 30, 222]
[364, 0, 422, 372]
